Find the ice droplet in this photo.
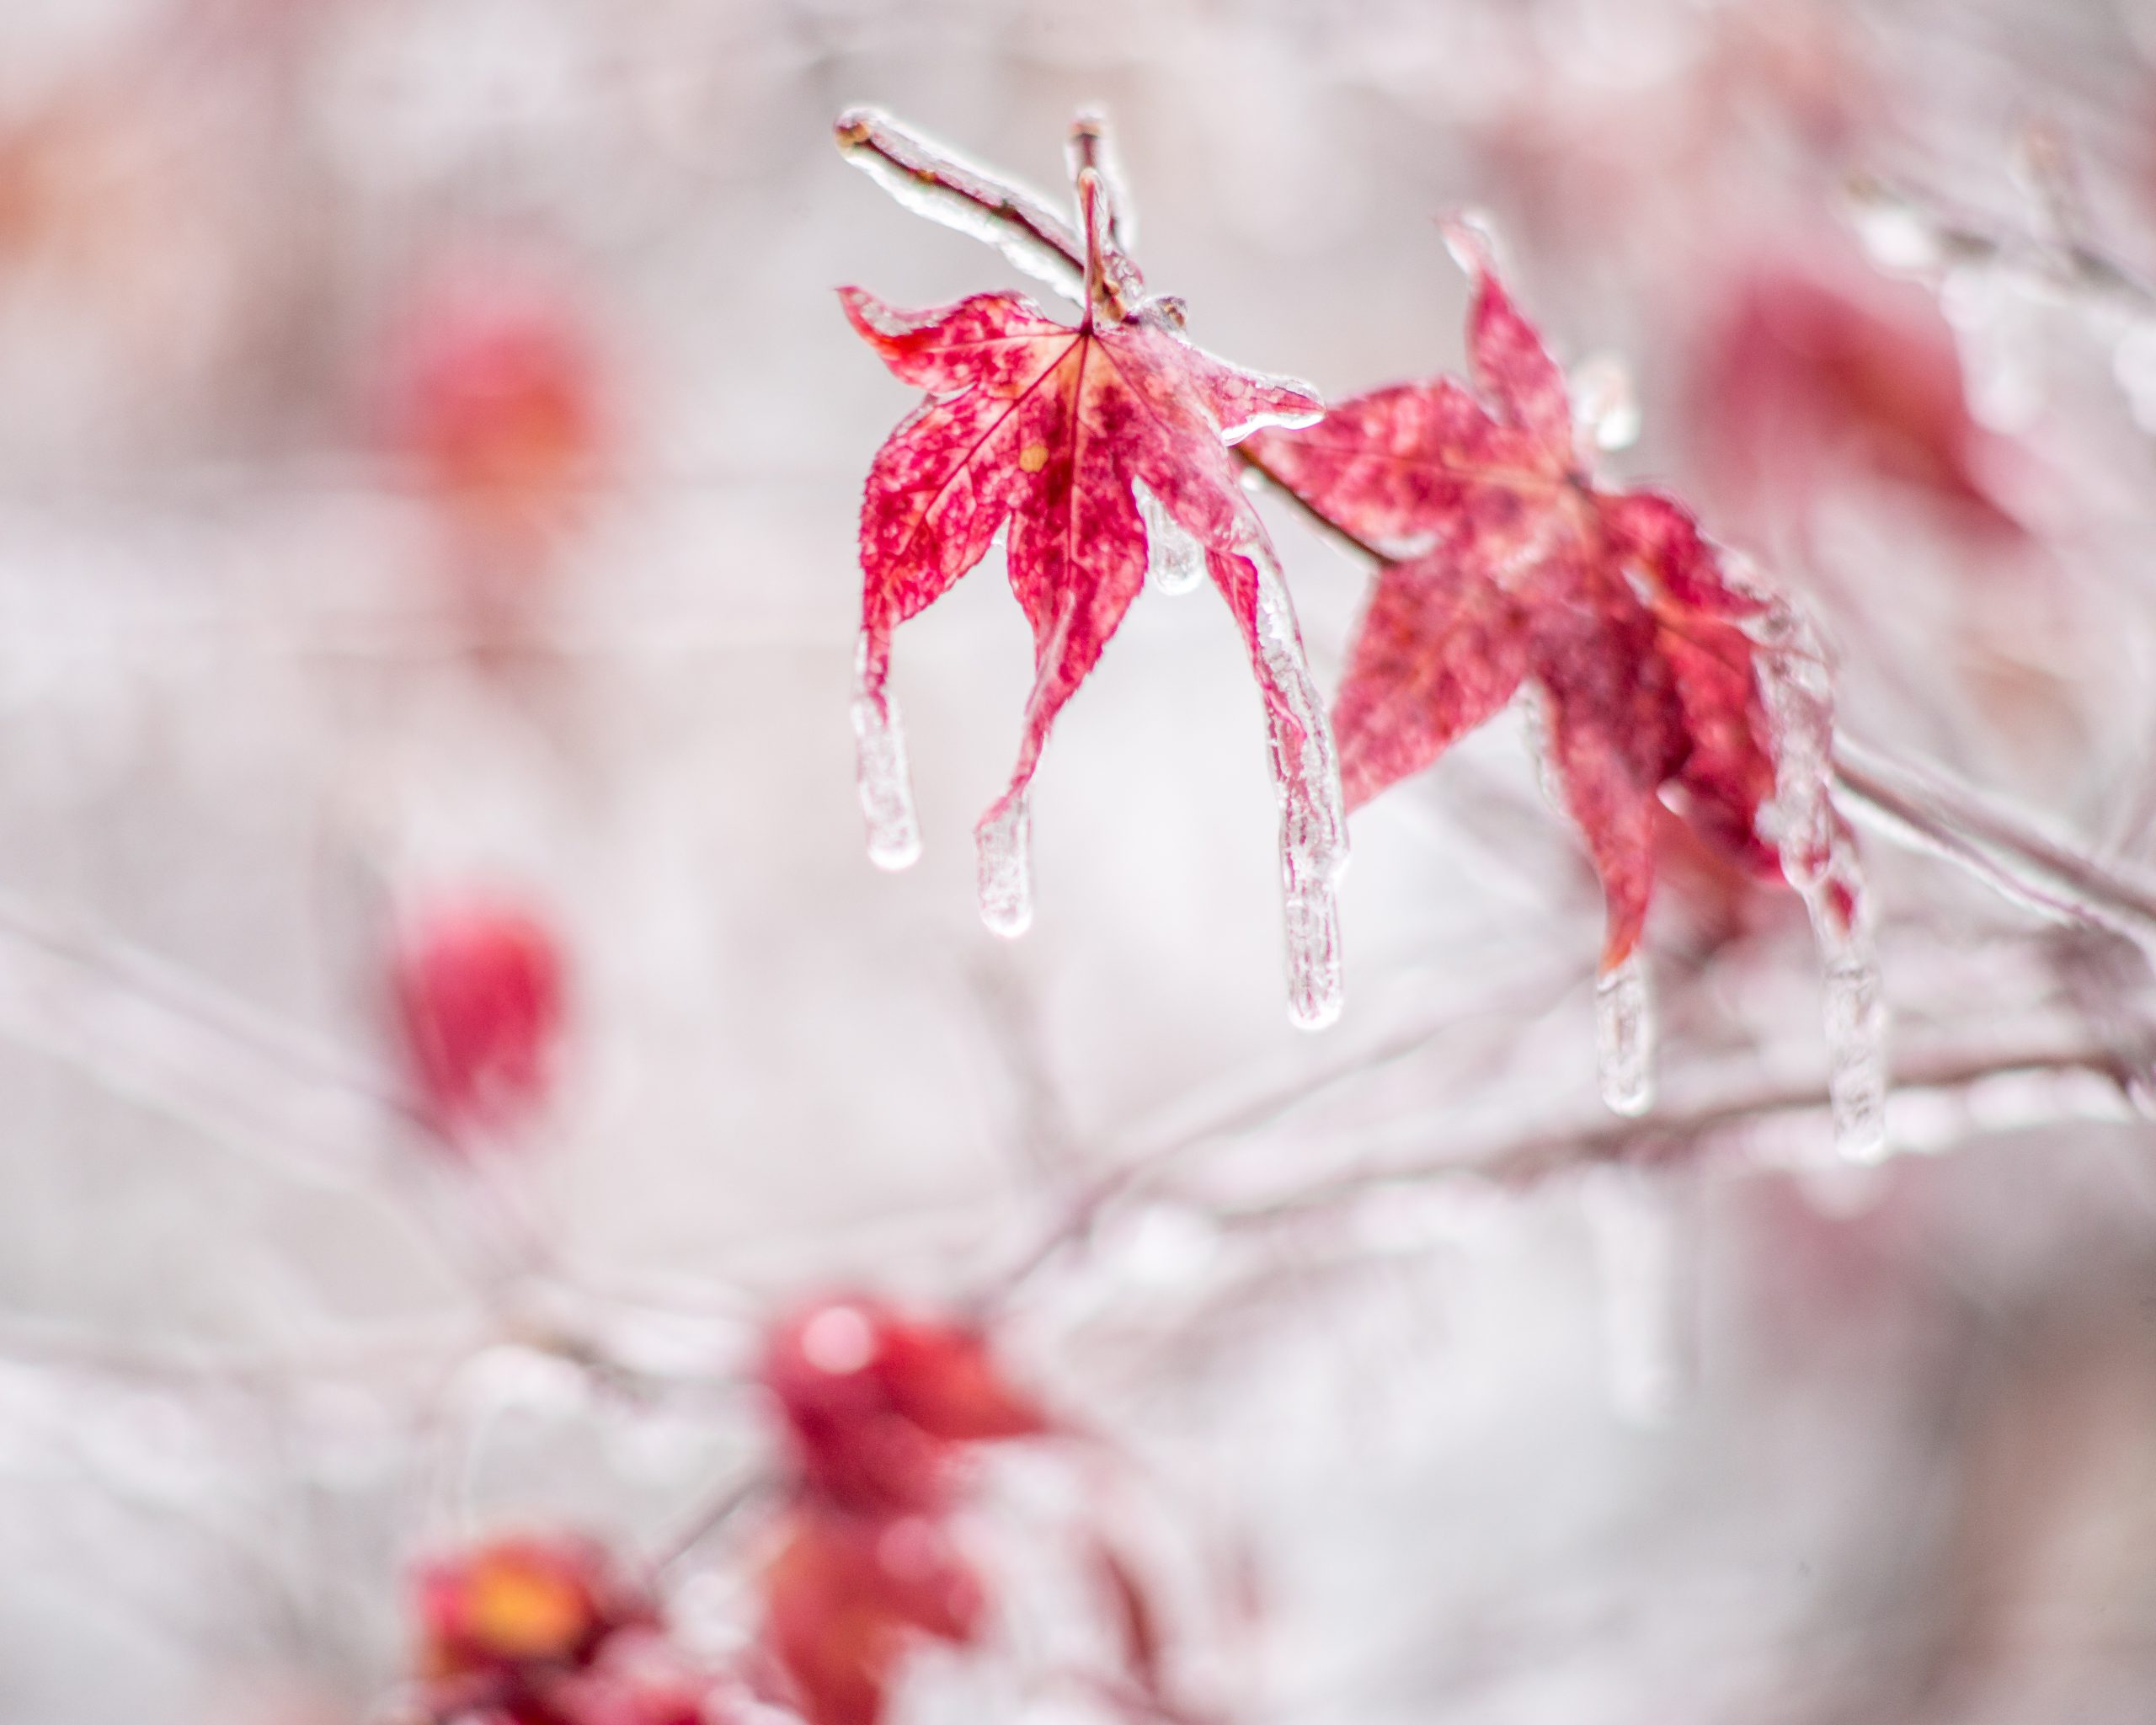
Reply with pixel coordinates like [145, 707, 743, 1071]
[1585, 1168, 1690, 1428]
[1595, 953, 1655, 1117]
[1569, 353, 1641, 451]
[851, 651, 921, 872]
[1743, 575, 1891, 1163]
[1441, 207, 1503, 275]
[1845, 177, 1946, 275]
[1133, 480, 1205, 596]
[975, 793, 1033, 938]
[1238, 540, 1348, 1030]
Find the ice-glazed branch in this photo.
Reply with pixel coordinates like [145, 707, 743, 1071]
[0, 1311, 490, 1390]
[835, 108, 1085, 304]
[981, 1028, 2133, 1308]
[0, 883, 423, 1186]
[1225, 1039, 2130, 1225]
[652, 1468, 774, 1574]
[1844, 167, 2156, 323]
[1832, 741, 2156, 950]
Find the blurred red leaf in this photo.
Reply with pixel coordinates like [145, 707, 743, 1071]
[763, 1506, 985, 1725]
[1685, 260, 2021, 539]
[418, 1532, 642, 1686]
[1250, 223, 1808, 972]
[413, 1535, 712, 1725]
[391, 269, 608, 562]
[391, 896, 567, 1143]
[760, 1297, 1048, 1517]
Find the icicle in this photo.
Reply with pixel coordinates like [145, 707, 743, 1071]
[1233, 539, 1348, 1030]
[976, 794, 1033, 938]
[1818, 903, 1887, 1162]
[851, 644, 921, 872]
[1568, 353, 1641, 451]
[1583, 1168, 1691, 1428]
[1134, 482, 1205, 596]
[1594, 952, 1654, 1117]
[1742, 574, 1891, 1163]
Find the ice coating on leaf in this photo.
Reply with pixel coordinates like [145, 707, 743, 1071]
[851, 645, 921, 872]
[835, 108, 1084, 306]
[1133, 478, 1204, 595]
[1584, 1169, 1690, 1427]
[1247, 218, 1875, 1094]
[837, 123, 1344, 1027]
[976, 793, 1033, 937]
[1440, 212, 1576, 451]
[1594, 950, 1654, 1117]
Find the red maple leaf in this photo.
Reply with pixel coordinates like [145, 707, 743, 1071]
[1246, 220, 1849, 977]
[761, 1504, 986, 1725]
[837, 112, 1348, 1028]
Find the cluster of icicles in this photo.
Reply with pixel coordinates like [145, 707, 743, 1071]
[842, 110, 1886, 1161]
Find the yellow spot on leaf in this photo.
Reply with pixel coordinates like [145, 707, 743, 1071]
[1018, 444, 1049, 473]
[466, 1557, 589, 1660]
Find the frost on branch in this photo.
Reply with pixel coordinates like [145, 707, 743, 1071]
[835, 110, 1348, 1029]
[1248, 217, 1882, 1124]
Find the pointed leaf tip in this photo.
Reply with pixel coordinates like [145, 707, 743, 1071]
[1440, 210, 1503, 280]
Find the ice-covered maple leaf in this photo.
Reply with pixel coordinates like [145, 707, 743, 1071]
[837, 110, 1348, 1028]
[1248, 220, 1881, 1137]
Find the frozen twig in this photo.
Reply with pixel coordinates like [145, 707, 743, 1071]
[835, 107, 1085, 303]
[653, 1468, 773, 1574]
[1212, 1036, 2132, 1231]
[1832, 741, 2156, 951]
[1844, 165, 2156, 323]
